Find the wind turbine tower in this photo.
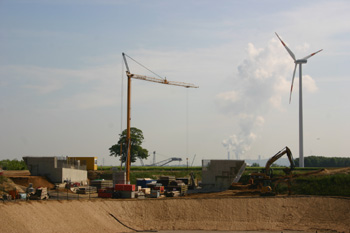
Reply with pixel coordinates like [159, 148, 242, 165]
[275, 33, 322, 168]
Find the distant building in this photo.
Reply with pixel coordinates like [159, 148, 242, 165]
[67, 157, 98, 170]
[23, 156, 88, 184]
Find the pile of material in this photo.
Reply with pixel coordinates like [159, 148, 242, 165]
[90, 179, 113, 190]
[75, 186, 97, 194]
[97, 176, 189, 199]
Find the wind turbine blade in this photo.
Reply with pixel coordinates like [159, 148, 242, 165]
[289, 64, 297, 104]
[301, 49, 323, 60]
[275, 32, 296, 61]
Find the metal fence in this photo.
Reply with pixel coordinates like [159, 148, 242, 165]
[1, 186, 99, 203]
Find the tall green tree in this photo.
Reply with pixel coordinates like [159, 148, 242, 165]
[109, 127, 149, 166]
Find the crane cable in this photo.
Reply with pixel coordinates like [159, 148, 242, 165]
[186, 88, 189, 159]
[123, 53, 165, 80]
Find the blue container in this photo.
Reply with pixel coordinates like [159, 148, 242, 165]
[136, 178, 154, 188]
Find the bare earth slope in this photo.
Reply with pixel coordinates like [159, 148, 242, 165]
[0, 196, 349, 233]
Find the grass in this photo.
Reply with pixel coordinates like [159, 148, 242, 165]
[291, 173, 350, 196]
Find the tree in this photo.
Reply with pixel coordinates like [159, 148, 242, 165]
[294, 156, 350, 167]
[0, 159, 27, 170]
[109, 127, 149, 166]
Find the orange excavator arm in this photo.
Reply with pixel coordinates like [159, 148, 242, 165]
[264, 146, 295, 176]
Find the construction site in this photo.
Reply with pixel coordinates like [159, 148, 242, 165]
[1, 153, 350, 233]
[1, 53, 350, 232]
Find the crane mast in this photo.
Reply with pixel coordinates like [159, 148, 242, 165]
[121, 53, 198, 183]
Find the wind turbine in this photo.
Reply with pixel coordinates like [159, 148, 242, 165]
[275, 32, 322, 168]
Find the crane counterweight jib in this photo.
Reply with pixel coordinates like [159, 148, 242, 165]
[127, 73, 199, 88]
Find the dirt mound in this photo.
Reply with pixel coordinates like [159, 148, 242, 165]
[0, 177, 25, 194]
[2, 170, 55, 190]
[2, 170, 31, 177]
[323, 167, 350, 175]
[10, 176, 55, 189]
[292, 167, 350, 178]
[0, 196, 348, 233]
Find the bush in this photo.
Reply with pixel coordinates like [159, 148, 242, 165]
[0, 159, 27, 170]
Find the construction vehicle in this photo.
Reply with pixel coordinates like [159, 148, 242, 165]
[249, 146, 295, 195]
[28, 187, 49, 200]
[231, 147, 295, 196]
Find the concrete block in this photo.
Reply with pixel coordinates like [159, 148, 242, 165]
[201, 160, 246, 191]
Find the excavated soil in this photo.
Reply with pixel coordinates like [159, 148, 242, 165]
[0, 196, 349, 233]
[1, 170, 55, 194]
[8, 176, 55, 189]
[2, 170, 31, 177]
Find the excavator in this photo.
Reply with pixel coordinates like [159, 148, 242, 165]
[246, 146, 295, 196]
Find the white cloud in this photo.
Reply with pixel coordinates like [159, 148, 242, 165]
[217, 38, 319, 158]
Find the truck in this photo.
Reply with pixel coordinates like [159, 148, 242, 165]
[27, 186, 49, 200]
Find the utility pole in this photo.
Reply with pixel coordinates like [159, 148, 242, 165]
[153, 151, 156, 165]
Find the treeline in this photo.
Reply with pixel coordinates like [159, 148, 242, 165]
[294, 156, 350, 167]
[0, 159, 27, 170]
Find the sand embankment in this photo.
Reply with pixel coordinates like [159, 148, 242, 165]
[0, 196, 349, 233]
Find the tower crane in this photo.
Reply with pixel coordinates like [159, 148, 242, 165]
[122, 53, 198, 183]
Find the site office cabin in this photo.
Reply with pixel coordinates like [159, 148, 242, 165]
[67, 157, 98, 171]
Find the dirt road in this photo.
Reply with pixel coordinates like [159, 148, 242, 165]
[0, 196, 348, 233]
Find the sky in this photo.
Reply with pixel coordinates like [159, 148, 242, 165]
[1, 0, 349, 166]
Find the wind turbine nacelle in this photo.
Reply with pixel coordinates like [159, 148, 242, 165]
[295, 59, 307, 64]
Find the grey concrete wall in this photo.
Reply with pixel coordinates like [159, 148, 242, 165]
[23, 157, 57, 176]
[201, 160, 246, 190]
[23, 156, 87, 184]
[61, 168, 87, 183]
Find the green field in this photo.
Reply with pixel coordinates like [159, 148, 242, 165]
[95, 166, 202, 184]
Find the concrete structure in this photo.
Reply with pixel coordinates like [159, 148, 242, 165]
[67, 157, 98, 170]
[201, 160, 246, 191]
[23, 156, 88, 184]
[112, 168, 126, 186]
